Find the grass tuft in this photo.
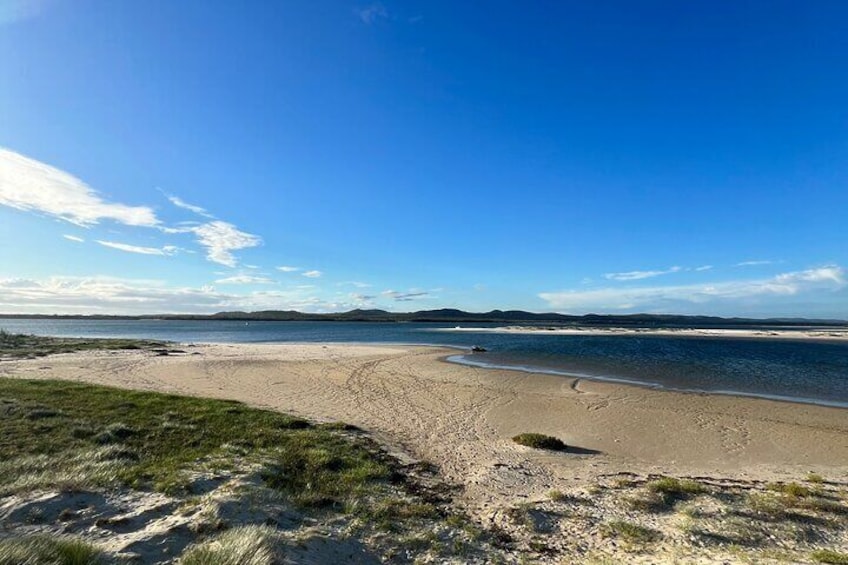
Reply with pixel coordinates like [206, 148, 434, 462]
[179, 525, 283, 565]
[767, 482, 814, 498]
[626, 477, 707, 512]
[812, 549, 848, 564]
[548, 489, 567, 502]
[0, 534, 104, 565]
[511, 433, 566, 451]
[647, 477, 707, 497]
[600, 520, 660, 544]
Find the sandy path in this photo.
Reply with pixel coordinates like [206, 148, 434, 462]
[3, 343, 847, 514]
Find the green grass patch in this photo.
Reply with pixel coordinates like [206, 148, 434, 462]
[813, 549, 848, 564]
[767, 482, 814, 498]
[599, 520, 660, 544]
[0, 534, 104, 565]
[626, 477, 707, 512]
[260, 431, 392, 509]
[511, 433, 566, 451]
[627, 490, 674, 513]
[806, 473, 825, 484]
[647, 476, 707, 497]
[357, 497, 440, 531]
[0, 378, 393, 504]
[0, 330, 166, 359]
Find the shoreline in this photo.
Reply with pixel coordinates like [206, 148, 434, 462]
[438, 325, 848, 341]
[445, 352, 848, 410]
[3, 342, 848, 562]
[3, 343, 846, 478]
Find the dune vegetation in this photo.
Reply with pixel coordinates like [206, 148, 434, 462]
[0, 330, 168, 359]
[0, 376, 504, 563]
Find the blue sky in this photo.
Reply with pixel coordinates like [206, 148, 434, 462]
[0, 0, 846, 317]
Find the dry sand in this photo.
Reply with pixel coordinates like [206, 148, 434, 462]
[3, 342, 846, 516]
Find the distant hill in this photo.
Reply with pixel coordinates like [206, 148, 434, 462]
[2, 309, 846, 327]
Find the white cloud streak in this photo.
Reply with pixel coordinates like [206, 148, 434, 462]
[0, 148, 159, 227]
[1, 149, 261, 268]
[338, 281, 372, 288]
[163, 192, 215, 218]
[63, 234, 85, 243]
[604, 266, 681, 281]
[277, 266, 300, 272]
[96, 240, 178, 256]
[302, 270, 322, 278]
[356, 3, 388, 24]
[737, 260, 774, 267]
[215, 275, 274, 285]
[540, 266, 846, 314]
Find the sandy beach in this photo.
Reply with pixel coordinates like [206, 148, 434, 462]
[3, 343, 848, 562]
[3, 343, 846, 510]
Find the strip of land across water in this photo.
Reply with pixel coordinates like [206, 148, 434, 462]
[2, 341, 848, 563]
[441, 325, 848, 341]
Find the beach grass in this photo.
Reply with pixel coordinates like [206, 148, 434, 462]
[511, 433, 567, 451]
[812, 549, 848, 564]
[626, 477, 708, 512]
[600, 519, 660, 544]
[0, 330, 167, 359]
[0, 376, 510, 563]
[0, 378, 393, 505]
[179, 525, 284, 565]
[647, 476, 708, 497]
[0, 534, 105, 565]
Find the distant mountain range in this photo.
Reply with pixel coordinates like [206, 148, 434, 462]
[2, 309, 846, 327]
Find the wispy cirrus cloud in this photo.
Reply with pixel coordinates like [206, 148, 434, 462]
[302, 270, 322, 278]
[736, 260, 774, 267]
[96, 240, 179, 256]
[277, 266, 300, 272]
[604, 266, 681, 281]
[356, 3, 388, 24]
[1, 149, 261, 268]
[338, 281, 372, 288]
[0, 148, 159, 227]
[215, 275, 274, 285]
[694, 265, 713, 271]
[162, 192, 214, 219]
[382, 289, 430, 302]
[62, 234, 85, 243]
[540, 266, 846, 315]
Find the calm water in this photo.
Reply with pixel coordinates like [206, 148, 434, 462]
[2, 318, 847, 408]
